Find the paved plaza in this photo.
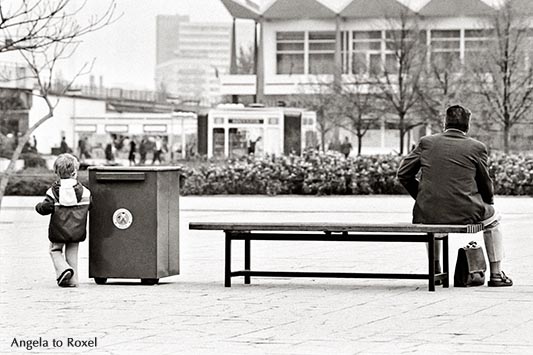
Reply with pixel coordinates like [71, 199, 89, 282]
[1, 195, 532, 354]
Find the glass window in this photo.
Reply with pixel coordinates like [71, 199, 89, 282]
[277, 54, 304, 75]
[309, 31, 335, 74]
[277, 42, 304, 51]
[229, 128, 248, 158]
[353, 31, 383, 75]
[354, 31, 381, 40]
[352, 52, 367, 74]
[430, 29, 461, 71]
[432, 52, 460, 71]
[464, 29, 494, 68]
[370, 54, 382, 75]
[432, 30, 460, 38]
[309, 53, 335, 74]
[276, 31, 305, 74]
[212, 128, 225, 158]
[385, 54, 398, 73]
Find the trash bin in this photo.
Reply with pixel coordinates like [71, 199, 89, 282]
[88, 166, 180, 285]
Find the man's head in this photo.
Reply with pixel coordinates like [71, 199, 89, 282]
[54, 153, 79, 179]
[445, 105, 471, 133]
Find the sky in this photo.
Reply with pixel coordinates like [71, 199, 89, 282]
[19, 0, 502, 91]
[63, 0, 251, 90]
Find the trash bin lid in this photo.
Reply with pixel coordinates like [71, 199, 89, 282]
[88, 166, 182, 172]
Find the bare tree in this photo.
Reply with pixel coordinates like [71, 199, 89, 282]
[236, 44, 254, 75]
[0, 0, 115, 53]
[297, 79, 342, 152]
[336, 81, 377, 156]
[418, 48, 467, 132]
[0, 0, 116, 211]
[372, 12, 427, 155]
[469, 0, 533, 153]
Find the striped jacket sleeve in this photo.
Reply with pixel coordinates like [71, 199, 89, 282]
[35, 188, 56, 215]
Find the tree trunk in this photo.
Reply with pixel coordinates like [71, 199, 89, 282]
[503, 124, 510, 154]
[0, 111, 53, 213]
[357, 134, 362, 156]
[0, 136, 27, 213]
[398, 113, 405, 155]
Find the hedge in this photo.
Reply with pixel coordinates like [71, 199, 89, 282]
[180, 152, 405, 195]
[4, 152, 533, 196]
[5, 169, 88, 196]
[179, 151, 533, 196]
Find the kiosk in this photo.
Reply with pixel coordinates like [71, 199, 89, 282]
[197, 105, 317, 158]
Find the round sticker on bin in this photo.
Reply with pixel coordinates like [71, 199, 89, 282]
[113, 208, 133, 230]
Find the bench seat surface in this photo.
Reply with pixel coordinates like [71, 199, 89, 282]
[189, 222, 483, 234]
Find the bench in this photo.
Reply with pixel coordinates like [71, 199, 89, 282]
[189, 222, 484, 291]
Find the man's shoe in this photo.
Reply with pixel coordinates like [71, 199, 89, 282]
[488, 271, 513, 287]
[57, 269, 74, 286]
[61, 283, 78, 288]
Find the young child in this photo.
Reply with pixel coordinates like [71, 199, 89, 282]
[36, 153, 91, 287]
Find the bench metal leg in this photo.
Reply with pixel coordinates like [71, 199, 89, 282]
[225, 233, 232, 287]
[244, 238, 251, 284]
[443, 234, 449, 288]
[428, 233, 435, 292]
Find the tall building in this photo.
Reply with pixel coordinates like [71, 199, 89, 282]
[155, 16, 232, 106]
[155, 15, 190, 65]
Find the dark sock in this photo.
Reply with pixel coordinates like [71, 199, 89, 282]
[435, 261, 442, 273]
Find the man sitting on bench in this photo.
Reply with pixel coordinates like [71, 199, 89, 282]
[397, 105, 512, 287]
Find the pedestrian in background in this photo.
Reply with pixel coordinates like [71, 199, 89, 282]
[248, 136, 262, 155]
[59, 137, 70, 154]
[35, 154, 91, 287]
[340, 136, 353, 158]
[128, 136, 137, 166]
[152, 136, 163, 164]
[139, 136, 148, 165]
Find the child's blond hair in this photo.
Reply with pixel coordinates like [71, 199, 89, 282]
[54, 153, 80, 179]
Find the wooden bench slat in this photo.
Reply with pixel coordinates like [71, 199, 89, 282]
[189, 222, 483, 234]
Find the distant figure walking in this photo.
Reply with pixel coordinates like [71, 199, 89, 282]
[248, 136, 262, 155]
[78, 137, 91, 161]
[128, 137, 137, 166]
[139, 137, 148, 165]
[59, 137, 70, 154]
[152, 136, 163, 165]
[340, 136, 353, 158]
[104, 136, 115, 163]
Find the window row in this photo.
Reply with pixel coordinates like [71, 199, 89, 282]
[276, 29, 533, 75]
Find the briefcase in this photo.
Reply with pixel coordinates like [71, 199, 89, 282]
[454, 241, 487, 287]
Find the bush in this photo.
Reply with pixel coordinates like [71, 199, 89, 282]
[490, 153, 533, 195]
[179, 152, 409, 196]
[20, 153, 48, 169]
[3, 152, 533, 196]
[179, 151, 533, 196]
[4, 169, 88, 196]
[5, 168, 54, 196]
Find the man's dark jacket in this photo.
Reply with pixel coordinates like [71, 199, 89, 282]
[397, 130, 494, 224]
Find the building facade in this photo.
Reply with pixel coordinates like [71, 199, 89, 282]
[219, 0, 533, 153]
[155, 16, 232, 106]
[29, 93, 197, 161]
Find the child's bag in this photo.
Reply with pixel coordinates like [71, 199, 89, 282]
[454, 241, 487, 287]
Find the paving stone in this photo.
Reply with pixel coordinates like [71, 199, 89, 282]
[1, 196, 532, 354]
